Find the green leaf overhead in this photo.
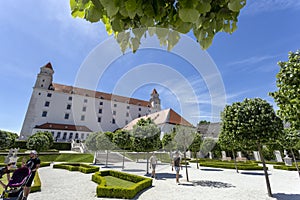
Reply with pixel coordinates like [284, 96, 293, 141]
[70, 0, 246, 53]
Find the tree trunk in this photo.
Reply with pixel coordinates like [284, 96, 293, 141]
[232, 149, 239, 173]
[122, 151, 125, 169]
[146, 152, 149, 174]
[195, 150, 199, 169]
[290, 148, 300, 178]
[105, 150, 109, 167]
[258, 143, 272, 197]
[184, 146, 189, 182]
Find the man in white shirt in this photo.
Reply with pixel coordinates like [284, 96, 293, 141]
[149, 153, 158, 178]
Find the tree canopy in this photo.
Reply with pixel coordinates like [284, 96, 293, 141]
[0, 130, 18, 150]
[26, 132, 51, 152]
[270, 50, 300, 130]
[70, 0, 246, 52]
[131, 118, 161, 152]
[221, 98, 284, 197]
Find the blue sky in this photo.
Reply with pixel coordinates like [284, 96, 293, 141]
[0, 0, 299, 134]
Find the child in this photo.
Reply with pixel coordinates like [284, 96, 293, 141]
[0, 162, 14, 188]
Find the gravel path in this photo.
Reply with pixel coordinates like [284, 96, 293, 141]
[28, 162, 300, 200]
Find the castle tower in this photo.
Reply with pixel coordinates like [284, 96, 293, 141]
[20, 62, 54, 139]
[34, 62, 54, 90]
[150, 89, 161, 113]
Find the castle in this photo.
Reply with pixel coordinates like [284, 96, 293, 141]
[20, 63, 193, 141]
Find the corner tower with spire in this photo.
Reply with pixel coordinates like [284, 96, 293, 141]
[150, 89, 161, 113]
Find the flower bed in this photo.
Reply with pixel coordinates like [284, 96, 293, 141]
[92, 170, 152, 199]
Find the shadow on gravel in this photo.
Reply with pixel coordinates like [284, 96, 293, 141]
[132, 186, 154, 200]
[192, 180, 235, 188]
[240, 172, 270, 176]
[122, 169, 145, 172]
[273, 193, 300, 200]
[200, 168, 224, 172]
[150, 173, 182, 180]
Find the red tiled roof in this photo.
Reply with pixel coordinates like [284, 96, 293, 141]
[168, 109, 193, 127]
[34, 123, 92, 132]
[52, 83, 151, 107]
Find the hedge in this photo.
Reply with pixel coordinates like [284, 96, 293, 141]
[199, 162, 265, 170]
[273, 165, 298, 171]
[31, 171, 42, 193]
[92, 170, 152, 199]
[12, 141, 71, 151]
[53, 163, 99, 173]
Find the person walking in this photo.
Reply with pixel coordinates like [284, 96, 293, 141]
[172, 151, 181, 184]
[22, 150, 40, 200]
[149, 153, 158, 178]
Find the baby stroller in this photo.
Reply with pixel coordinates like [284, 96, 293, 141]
[0, 167, 31, 200]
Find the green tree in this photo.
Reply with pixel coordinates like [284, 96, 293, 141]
[34, 131, 54, 148]
[221, 98, 283, 197]
[131, 118, 161, 174]
[85, 132, 99, 152]
[96, 132, 115, 167]
[162, 131, 176, 163]
[279, 128, 300, 177]
[70, 0, 246, 52]
[113, 129, 132, 169]
[218, 131, 241, 173]
[0, 130, 18, 150]
[189, 132, 202, 169]
[26, 133, 50, 152]
[270, 50, 300, 130]
[174, 125, 196, 182]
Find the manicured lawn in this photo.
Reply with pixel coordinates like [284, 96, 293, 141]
[0, 175, 9, 194]
[104, 176, 135, 188]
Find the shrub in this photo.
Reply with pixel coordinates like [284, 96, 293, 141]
[92, 170, 152, 199]
[273, 165, 298, 171]
[53, 163, 99, 173]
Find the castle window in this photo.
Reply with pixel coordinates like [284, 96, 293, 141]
[113, 110, 116, 115]
[75, 133, 79, 139]
[42, 79, 45, 82]
[67, 104, 71, 110]
[64, 113, 69, 119]
[68, 96, 72, 101]
[138, 114, 141, 117]
[82, 106, 87, 112]
[98, 117, 101, 123]
[81, 133, 84, 139]
[41, 84, 44, 87]
[81, 115, 85, 121]
[42, 111, 47, 117]
[47, 93, 52, 97]
[126, 112, 129, 117]
[125, 120, 128, 125]
[114, 104, 117, 107]
[69, 132, 73, 139]
[98, 109, 102, 114]
[63, 132, 67, 140]
[99, 101, 103, 105]
[138, 108, 141, 111]
[44, 101, 50, 107]
[112, 118, 116, 124]
[127, 105, 130, 109]
[84, 99, 88, 103]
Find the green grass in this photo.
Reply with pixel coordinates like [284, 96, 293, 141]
[1, 153, 94, 164]
[104, 176, 135, 188]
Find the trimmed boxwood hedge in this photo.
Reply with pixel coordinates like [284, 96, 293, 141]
[53, 163, 99, 173]
[199, 162, 265, 170]
[273, 165, 298, 171]
[92, 170, 152, 199]
[31, 171, 42, 193]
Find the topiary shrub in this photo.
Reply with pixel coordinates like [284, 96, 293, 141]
[92, 170, 152, 199]
[53, 163, 99, 173]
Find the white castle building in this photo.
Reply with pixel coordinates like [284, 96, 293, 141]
[20, 63, 193, 141]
